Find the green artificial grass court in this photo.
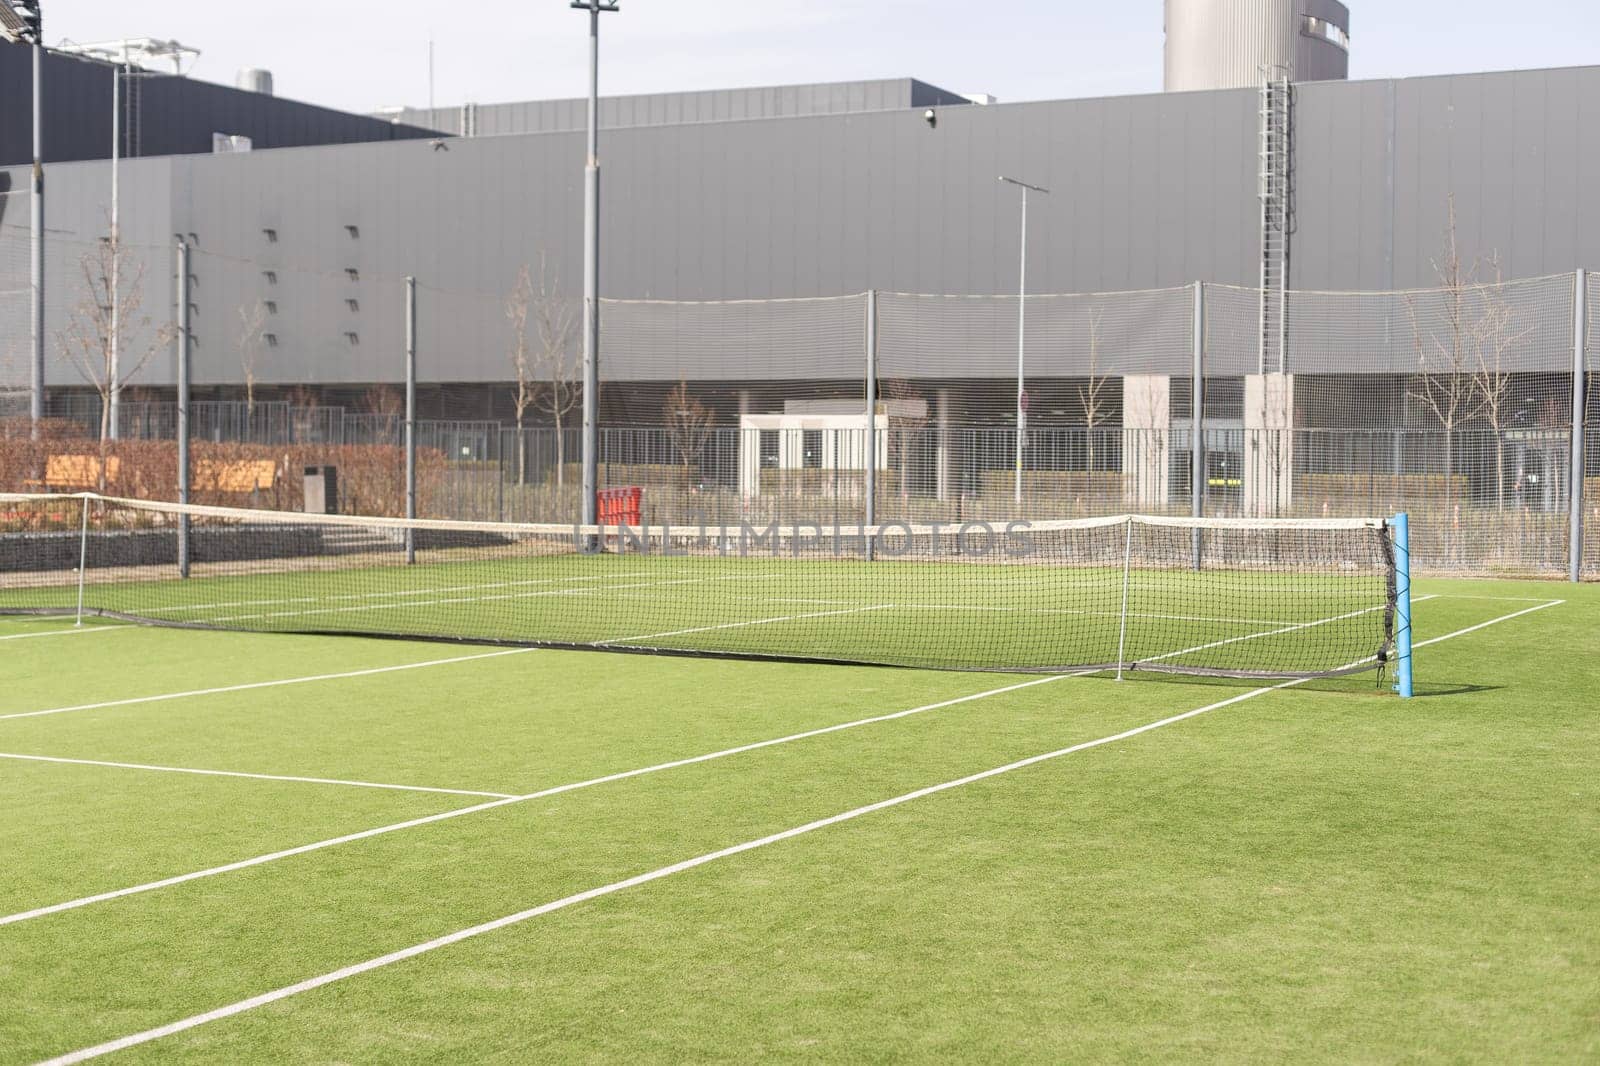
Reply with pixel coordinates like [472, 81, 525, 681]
[0, 577, 1595, 1063]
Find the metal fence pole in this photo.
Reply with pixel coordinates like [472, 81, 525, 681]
[29, 38, 45, 437]
[1573, 268, 1588, 584]
[405, 276, 417, 564]
[864, 290, 878, 560]
[1192, 280, 1205, 570]
[176, 238, 191, 578]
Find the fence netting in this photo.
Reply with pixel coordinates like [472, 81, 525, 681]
[2, 252, 1596, 578]
[0, 183, 28, 415]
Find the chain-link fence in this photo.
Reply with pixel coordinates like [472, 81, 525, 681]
[4, 262, 1596, 577]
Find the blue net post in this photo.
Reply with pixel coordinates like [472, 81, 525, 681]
[1391, 512, 1413, 699]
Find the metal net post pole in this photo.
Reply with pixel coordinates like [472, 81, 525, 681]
[1574, 269, 1588, 584]
[177, 238, 191, 578]
[405, 276, 417, 563]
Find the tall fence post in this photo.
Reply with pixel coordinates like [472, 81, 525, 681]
[176, 237, 191, 578]
[29, 38, 45, 438]
[405, 276, 417, 565]
[1192, 280, 1205, 570]
[1573, 268, 1587, 583]
[864, 290, 878, 560]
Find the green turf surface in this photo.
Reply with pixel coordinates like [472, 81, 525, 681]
[0, 578, 1594, 1063]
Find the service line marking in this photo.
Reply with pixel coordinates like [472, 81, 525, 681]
[0, 752, 517, 799]
[0, 674, 1077, 930]
[38, 600, 1566, 1065]
[0, 648, 534, 723]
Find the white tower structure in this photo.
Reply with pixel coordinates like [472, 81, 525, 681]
[1164, 0, 1349, 93]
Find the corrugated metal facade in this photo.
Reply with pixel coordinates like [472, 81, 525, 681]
[1165, 0, 1349, 91]
[4, 65, 1598, 388]
[0, 41, 438, 167]
[380, 79, 974, 137]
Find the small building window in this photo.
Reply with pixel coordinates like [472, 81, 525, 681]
[262, 228, 278, 243]
[346, 298, 360, 313]
[263, 333, 279, 348]
[262, 270, 277, 284]
[345, 225, 360, 239]
[264, 300, 278, 314]
[345, 268, 360, 282]
[345, 331, 360, 346]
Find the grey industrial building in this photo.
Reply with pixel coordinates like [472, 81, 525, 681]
[1, 22, 1597, 429]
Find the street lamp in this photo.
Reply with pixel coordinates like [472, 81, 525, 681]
[571, 0, 618, 532]
[998, 175, 1049, 507]
[0, 1, 44, 435]
[56, 37, 198, 439]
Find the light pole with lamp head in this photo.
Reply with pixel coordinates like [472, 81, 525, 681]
[998, 175, 1048, 507]
[571, 0, 618, 535]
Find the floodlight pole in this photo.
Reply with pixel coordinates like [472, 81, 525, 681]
[573, 0, 617, 537]
[29, 33, 44, 434]
[109, 51, 123, 439]
[999, 176, 1048, 508]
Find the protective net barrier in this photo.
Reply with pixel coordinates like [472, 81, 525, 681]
[0, 182, 29, 416]
[5, 233, 1593, 578]
[0, 494, 1396, 679]
[1589, 271, 1600, 578]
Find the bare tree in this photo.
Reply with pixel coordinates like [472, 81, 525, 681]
[237, 300, 269, 422]
[1405, 196, 1491, 518]
[881, 379, 929, 500]
[662, 380, 713, 488]
[55, 237, 174, 485]
[1076, 307, 1110, 475]
[1463, 260, 1535, 511]
[507, 257, 580, 485]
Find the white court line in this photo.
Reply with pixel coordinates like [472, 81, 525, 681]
[0, 753, 517, 799]
[32, 599, 1566, 1066]
[200, 573, 777, 626]
[1139, 594, 1441, 667]
[0, 674, 1076, 929]
[0, 625, 128, 641]
[602, 605, 897, 646]
[136, 572, 652, 615]
[0, 649, 534, 723]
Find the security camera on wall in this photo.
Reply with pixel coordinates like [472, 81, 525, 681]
[924, 109, 937, 129]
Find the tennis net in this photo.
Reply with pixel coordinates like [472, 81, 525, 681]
[0, 494, 1400, 678]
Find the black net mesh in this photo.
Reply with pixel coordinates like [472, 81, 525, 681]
[1, 495, 1396, 679]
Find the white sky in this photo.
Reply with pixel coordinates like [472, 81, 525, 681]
[39, 1, 1600, 114]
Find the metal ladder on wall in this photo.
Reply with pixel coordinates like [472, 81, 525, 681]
[1257, 68, 1291, 376]
[124, 70, 143, 160]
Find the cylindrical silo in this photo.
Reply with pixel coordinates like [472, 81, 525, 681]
[1164, 0, 1349, 92]
[236, 68, 275, 96]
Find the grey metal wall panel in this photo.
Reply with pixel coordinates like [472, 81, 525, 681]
[11, 65, 1600, 390]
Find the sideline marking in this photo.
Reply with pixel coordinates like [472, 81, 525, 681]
[0, 752, 517, 800]
[0, 649, 534, 723]
[30, 600, 1564, 1064]
[0, 675, 1075, 929]
[1140, 595, 1440, 666]
[0, 626, 128, 642]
